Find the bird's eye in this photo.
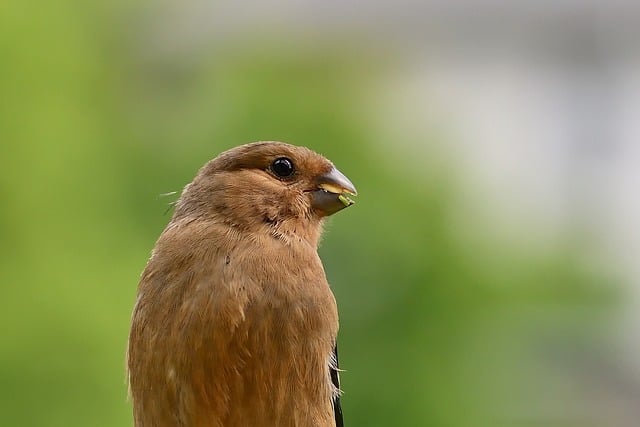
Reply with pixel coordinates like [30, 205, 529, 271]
[271, 157, 295, 178]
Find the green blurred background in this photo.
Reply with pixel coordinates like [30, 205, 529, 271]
[2, 1, 638, 426]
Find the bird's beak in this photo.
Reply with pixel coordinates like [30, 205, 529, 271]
[312, 167, 358, 216]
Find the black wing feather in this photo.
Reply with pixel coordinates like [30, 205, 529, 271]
[330, 343, 344, 427]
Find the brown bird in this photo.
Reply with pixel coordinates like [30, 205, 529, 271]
[127, 141, 356, 427]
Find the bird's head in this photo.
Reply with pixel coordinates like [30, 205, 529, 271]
[173, 141, 357, 245]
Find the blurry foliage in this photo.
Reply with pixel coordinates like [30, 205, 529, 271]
[0, 1, 619, 426]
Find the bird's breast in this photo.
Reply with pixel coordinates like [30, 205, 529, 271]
[130, 219, 340, 426]
[202, 240, 339, 425]
[227, 238, 339, 340]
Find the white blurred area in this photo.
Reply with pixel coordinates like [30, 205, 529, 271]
[139, 1, 640, 423]
[141, 0, 640, 281]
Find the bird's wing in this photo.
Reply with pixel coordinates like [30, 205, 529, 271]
[330, 343, 344, 427]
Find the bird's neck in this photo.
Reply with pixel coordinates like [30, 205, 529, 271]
[260, 216, 325, 249]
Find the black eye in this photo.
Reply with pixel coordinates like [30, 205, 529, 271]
[271, 157, 295, 178]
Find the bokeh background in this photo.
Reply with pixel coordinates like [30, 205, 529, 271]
[2, 1, 640, 426]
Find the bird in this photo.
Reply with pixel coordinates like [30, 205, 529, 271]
[127, 141, 356, 427]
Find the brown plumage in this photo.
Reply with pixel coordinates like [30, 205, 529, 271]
[127, 141, 356, 427]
